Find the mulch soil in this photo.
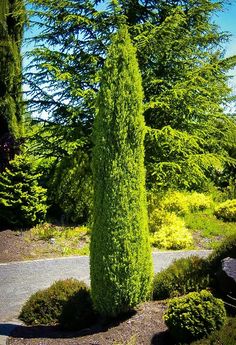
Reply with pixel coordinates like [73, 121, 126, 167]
[8, 301, 172, 345]
[0, 229, 59, 262]
[1, 229, 173, 345]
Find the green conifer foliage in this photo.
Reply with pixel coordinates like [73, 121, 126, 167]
[0, 0, 25, 170]
[0, 154, 47, 228]
[90, 26, 153, 318]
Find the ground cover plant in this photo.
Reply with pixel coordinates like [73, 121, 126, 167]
[149, 190, 236, 250]
[184, 209, 236, 249]
[25, 223, 90, 257]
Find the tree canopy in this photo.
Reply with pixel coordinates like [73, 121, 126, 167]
[22, 0, 236, 221]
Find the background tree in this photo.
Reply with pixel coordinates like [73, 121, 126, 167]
[90, 26, 153, 317]
[0, 153, 47, 228]
[0, 0, 25, 171]
[24, 0, 236, 222]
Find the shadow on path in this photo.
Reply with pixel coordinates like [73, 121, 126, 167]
[0, 323, 19, 336]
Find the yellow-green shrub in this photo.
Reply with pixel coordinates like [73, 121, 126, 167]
[162, 191, 189, 215]
[148, 208, 170, 233]
[150, 213, 193, 250]
[187, 192, 212, 212]
[214, 199, 236, 222]
[164, 290, 226, 343]
[161, 191, 212, 215]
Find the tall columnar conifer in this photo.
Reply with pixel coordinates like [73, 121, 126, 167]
[90, 26, 153, 318]
[0, 0, 25, 170]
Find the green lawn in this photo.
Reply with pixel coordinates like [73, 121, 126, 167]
[184, 210, 236, 249]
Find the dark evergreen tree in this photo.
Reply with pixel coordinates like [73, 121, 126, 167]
[0, 154, 47, 228]
[0, 0, 25, 170]
[25, 0, 236, 199]
[90, 26, 153, 317]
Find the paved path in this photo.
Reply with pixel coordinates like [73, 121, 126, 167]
[0, 250, 211, 323]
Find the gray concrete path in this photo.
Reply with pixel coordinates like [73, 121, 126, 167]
[0, 250, 211, 344]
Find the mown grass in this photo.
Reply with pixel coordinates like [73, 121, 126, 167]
[184, 209, 236, 249]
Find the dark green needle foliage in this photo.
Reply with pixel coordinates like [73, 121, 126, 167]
[0, 0, 25, 170]
[90, 26, 153, 318]
[23, 0, 236, 202]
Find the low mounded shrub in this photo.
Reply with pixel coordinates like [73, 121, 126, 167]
[207, 234, 236, 272]
[19, 279, 95, 330]
[153, 256, 210, 300]
[191, 317, 236, 345]
[214, 199, 236, 222]
[150, 213, 193, 249]
[59, 286, 97, 330]
[161, 191, 212, 215]
[164, 290, 226, 343]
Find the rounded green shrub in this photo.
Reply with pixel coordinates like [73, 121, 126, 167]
[59, 286, 97, 330]
[214, 199, 236, 222]
[153, 256, 210, 300]
[150, 213, 193, 250]
[19, 279, 94, 327]
[164, 290, 226, 343]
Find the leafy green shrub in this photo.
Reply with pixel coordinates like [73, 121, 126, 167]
[207, 234, 236, 272]
[153, 256, 210, 300]
[187, 192, 212, 212]
[0, 154, 47, 228]
[162, 191, 189, 215]
[161, 191, 212, 216]
[164, 290, 226, 343]
[59, 287, 96, 330]
[148, 209, 172, 233]
[214, 199, 236, 222]
[191, 317, 236, 345]
[19, 279, 93, 326]
[151, 213, 193, 249]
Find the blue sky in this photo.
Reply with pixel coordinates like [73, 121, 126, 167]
[214, 1, 236, 91]
[214, 1, 236, 58]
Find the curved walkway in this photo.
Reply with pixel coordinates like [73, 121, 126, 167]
[0, 250, 211, 344]
[0, 250, 211, 323]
